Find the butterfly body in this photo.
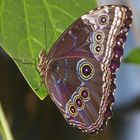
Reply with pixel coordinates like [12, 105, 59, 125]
[38, 5, 132, 134]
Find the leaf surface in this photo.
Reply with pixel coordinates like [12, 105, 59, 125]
[124, 48, 140, 64]
[0, 0, 97, 99]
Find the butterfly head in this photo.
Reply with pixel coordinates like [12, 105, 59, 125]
[38, 50, 49, 76]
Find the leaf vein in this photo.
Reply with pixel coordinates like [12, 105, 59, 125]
[42, 0, 55, 28]
[49, 4, 76, 20]
[23, 0, 40, 86]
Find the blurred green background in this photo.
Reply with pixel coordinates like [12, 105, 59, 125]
[0, 0, 140, 140]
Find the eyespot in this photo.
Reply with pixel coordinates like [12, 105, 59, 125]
[74, 95, 85, 110]
[98, 15, 109, 25]
[68, 103, 78, 116]
[79, 87, 90, 101]
[77, 59, 95, 80]
[90, 44, 104, 56]
[80, 62, 94, 80]
[94, 31, 104, 42]
[94, 44, 102, 53]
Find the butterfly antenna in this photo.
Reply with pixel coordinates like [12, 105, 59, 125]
[44, 21, 48, 53]
[48, 24, 59, 49]
[44, 22, 59, 52]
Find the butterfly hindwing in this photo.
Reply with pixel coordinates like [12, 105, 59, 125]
[46, 57, 108, 132]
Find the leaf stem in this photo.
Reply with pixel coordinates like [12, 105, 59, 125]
[0, 102, 14, 140]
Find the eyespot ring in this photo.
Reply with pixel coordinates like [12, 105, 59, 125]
[90, 43, 104, 56]
[79, 87, 90, 101]
[77, 59, 95, 80]
[68, 103, 78, 117]
[98, 15, 109, 25]
[94, 31, 104, 42]
[74, 95, 85, 110]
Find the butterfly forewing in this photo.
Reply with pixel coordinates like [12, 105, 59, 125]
[38, 5, 132, 134]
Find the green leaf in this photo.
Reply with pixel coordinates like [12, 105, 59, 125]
[0, 0, 97, 100]
[124, 48, 140, 64]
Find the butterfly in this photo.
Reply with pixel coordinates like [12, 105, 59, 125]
[38, 5, 132, 134]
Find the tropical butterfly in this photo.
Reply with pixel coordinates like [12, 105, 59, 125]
[38, 5, 132, 134]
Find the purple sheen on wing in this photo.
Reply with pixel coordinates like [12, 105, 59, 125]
[126, 10, 132, 17]
[81, 90, 88, 98]
[104, 106, 112, 118]
[117, 33, 127, 42]
[116, 36, 125, 45]
[110, 81, 116, 91]
[120, 26, 129, 34]
[70, 106, 76, 113]
[111, 74, 116, 80]
[114, 46, 124, 59]
[125, 18, 133, 27]
[82, 65, 92, 76]
[110, 61, 120, 73]
[76, 98, 83, 107]
[108, 94, 115, 104]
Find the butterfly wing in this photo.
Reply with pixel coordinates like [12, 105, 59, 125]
[43, 5, 132, 133]
[47, 5, 132, 69]
[46, 57, 113, 133]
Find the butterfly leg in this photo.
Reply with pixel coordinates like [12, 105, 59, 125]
[12, 57, 37, 65]
[13, 57, 46, 91]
